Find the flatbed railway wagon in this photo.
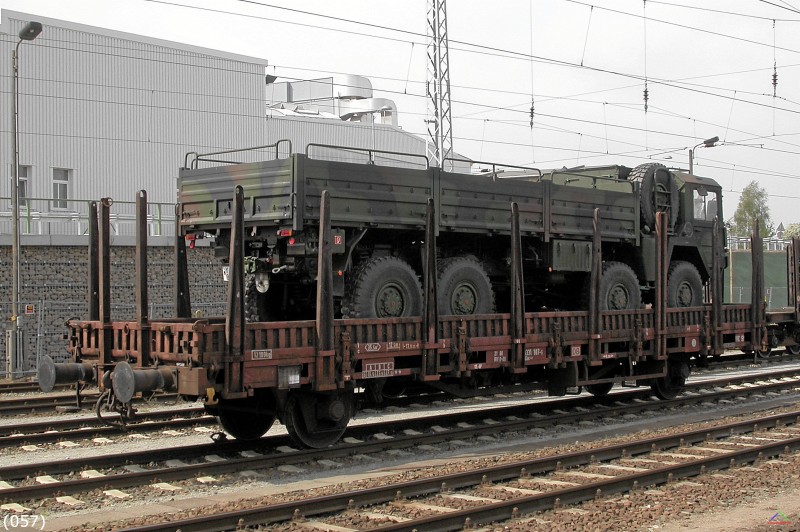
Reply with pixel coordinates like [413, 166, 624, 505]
[38, 147, 800, 448]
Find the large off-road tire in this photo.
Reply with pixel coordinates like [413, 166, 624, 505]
[667, 261, 704, 307]
[342, 257, 423, 318]
[244, 273, 262, 322]
[598, 262, 642, 310]
[437, 256, 495, 315]
[244, 273, 278, 322]
[630, 163, 680, 229]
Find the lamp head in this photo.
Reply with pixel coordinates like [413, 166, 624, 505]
[703, 136, 719, 147]
[19, 21, 43, 41]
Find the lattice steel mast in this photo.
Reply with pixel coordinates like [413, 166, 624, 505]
[426, 0, 453, 170]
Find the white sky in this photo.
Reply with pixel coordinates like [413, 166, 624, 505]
[3, 0, 800, 229]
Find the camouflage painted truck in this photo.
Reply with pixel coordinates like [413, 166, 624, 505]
[41, 140, 800, 448]
[178, 142, 722, 321]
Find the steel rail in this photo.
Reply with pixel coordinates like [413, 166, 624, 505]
[117, 411, 800, 532]
[0, 392, 180, 415]
[0, 377, 798, 504]
[0, 409, 211, 446]
[2, 362, 798, 444]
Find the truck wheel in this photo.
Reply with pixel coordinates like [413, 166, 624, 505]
[244, 273, 263, 322]
[630, 163, 679, 229]
[437, 257, 495, 315]
[599, 262, 641, 310]
[667, 261, 703, 307]
[343, 257, 422, 318]
[244, 274, 279, 322]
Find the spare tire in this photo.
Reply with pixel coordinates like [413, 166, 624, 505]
[629, 163, 680, 229]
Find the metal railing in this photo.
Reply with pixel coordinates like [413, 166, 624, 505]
[728, 236, 792, 251]
[0, 196, 177, 238]
[727, 286, 788, 309]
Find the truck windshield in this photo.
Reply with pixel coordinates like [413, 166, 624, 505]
[693, 188, 718, 222]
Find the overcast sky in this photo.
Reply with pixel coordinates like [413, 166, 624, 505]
[3, 0, 800, 228]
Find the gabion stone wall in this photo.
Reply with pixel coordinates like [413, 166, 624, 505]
[0, 245, 227, 375]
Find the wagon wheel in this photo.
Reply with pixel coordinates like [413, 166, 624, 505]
[650, 360, 688, 400]
[437, 256, 495, 315]
[787, 345, 800, 356]
[586, 382, 614, 397]
[365, 377, 408, 404]
[216, 392, 276, 441]
[754, 348, 772, 359]
[283, 391, 352, 449]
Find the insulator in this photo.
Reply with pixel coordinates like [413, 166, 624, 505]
[643, 86, 649, 113]
[529, 103, 535, 129]
[773, 69, 778, 97]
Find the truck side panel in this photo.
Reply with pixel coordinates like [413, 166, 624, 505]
[300, 158, 434, 229]
[438, 172, 546, 236]
[178, 159, 295, 231]
[549, 181, 638, 243]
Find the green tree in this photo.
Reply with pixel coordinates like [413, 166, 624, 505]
[784, 223, 800, 240]
[731, 181, 774, 237]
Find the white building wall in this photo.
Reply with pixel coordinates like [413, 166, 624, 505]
[0, 10, 267, 241]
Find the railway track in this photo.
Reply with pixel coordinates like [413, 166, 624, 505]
[1, 370, 798, 510]
[3, 366, 799, 447]
[0, 380, 69, 394]
[119, 410, 800, 532]
[0, 407, 211, 446]
[0, 391, 181, 416]
[0, 348, 797, 417]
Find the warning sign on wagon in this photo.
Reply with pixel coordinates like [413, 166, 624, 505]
[24, 304, 34, 315]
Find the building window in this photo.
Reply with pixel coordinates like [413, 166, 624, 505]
[18, 165, 30, 209]
[52, 168, 72, 209]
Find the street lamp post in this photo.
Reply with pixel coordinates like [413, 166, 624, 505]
[689, 135, 719, 175]
[8, 21, 43, 379]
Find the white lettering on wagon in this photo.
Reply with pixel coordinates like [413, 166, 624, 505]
[525, 347, 546, 360]
[363, 343, 382, 352]
[387, 341, 421, 350]
[251, 349, 273, 360]
[362, 361, 396, 379]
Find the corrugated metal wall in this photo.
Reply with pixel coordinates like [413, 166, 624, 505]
[0, 10, 267, 220]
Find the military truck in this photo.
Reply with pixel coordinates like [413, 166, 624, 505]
[178, 142, 723, 320]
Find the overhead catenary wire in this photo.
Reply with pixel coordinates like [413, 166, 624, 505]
[8, 0, 800, 198]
